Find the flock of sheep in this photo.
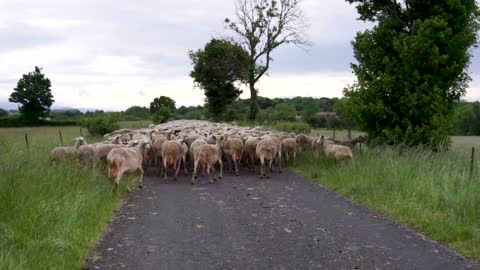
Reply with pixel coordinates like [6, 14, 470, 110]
[49, 120, 363, 192]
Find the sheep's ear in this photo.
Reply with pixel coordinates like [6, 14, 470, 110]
[212, 135, 217, 140]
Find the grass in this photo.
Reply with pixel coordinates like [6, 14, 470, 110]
[293, 136, 480, 261]
[0, 125, 141, 270]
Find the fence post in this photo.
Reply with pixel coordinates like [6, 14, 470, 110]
[59, 130, 63, 146]
[359, 142, 362, 153]
[24, 132, 29, 151]
[80, 127, 83, 137]
[333, 128, 336, 139]
[470, 147, 475, 178]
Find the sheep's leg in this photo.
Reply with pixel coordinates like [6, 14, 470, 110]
[228, 155, 233, 173]
[233, 153, 239, 176]
[114, 170, 125, 194]
[259, 156, 265, 179]
[293, 151, 296, 166]
[267, 159, 273, 178]
[182, 155, 188, 176]
[278, 151, 282, 173]
[174, 159, 181, 181]
[218, 159, 223, 180]
[191, 159, 199, 184]
[211, 165, 217, 181]
[138, 167, 144, 188]
[163, 159, 169, 183]
[206, 163, 214, 184]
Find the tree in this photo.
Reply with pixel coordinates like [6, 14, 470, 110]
[225, 0, 309, 120]
[345, 0, 480, 148]
[9, 66, 54, 122]
[302, 102, 320, 126]
[190, 39, 249, 121]
[0, 108, 8, 118]
[150, 96, 176, 114]
[124, 106, 150, 120]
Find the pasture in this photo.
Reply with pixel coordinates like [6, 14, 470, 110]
[295, 133, 480, 260]
[0, 123, 479, 269]
[0, 124, 145, 270]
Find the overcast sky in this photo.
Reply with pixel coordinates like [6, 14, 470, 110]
[0, 0, 479, 111]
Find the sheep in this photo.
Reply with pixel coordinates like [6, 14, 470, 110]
[107, 140, 150, 193]
[161, 139, 185, 183]
[243, 136, 260, 170]
[49, 137, 87, 162]
[185, 134, 201, 148]
[222, 136, 244, 176]
[295, 134, 313, 152]
[94, 143, 124, 167]
[317, 135, 353, 161]
[281, 138, 298, 166]
[152, 135, 168, 169]
[256, 135, 278, 179]
[189, 138, 207, 162]
[192, 136, 223, 184]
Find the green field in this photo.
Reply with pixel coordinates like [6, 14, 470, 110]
[294, 133, 480, 261]
[0, 123, 479, 268]
[0, 124, 145, 270]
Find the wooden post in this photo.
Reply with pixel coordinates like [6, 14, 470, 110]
[24, 132, 29, 151]
[59, 130, 63, 146]
[470, 147, 475, 178]
[333, 128, 336, 139]
[359, 142, 362, 153]
[80, 127, 83, 137]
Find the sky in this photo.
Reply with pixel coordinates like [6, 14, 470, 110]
[0, 0, 479, 111]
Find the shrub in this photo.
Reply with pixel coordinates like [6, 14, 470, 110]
[152, 108, 172, 124]
[269, 121, 311, 134]
[80, 114, 120, 136]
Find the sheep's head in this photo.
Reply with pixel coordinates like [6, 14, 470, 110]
[73, 137, 87, 148]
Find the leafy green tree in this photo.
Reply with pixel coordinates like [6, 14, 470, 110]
[80, 113, 120, 136]
[124, 106, 150, 120]
[302, 102, 320, 126]
[9, 66, 54, 122]
[273, 103, 296, 121]
[190, 39, 249, 121]
[0, 108, 8, 118]
[345, 0, 480, 148]
[152, 108, 172, 124]
[150, 96, 176, 114]
[225, 0, 309, 120]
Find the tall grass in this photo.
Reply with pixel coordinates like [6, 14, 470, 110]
[0, 126, 133, 270]
[293, 145, 480, 260]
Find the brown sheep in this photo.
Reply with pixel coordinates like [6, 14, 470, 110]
[223, 136, 244, 176]
[281, 138, 298, 166]
[256, 135, 278, 179]
[295, 134, 313, 152]
[161, 139, 185, 183]
[107, 140, 150, 193]
[49, 137, 87, 162]
[317, 136, 353, 161]
[243, 137, 260, 170]
[192, 136, 223, 184]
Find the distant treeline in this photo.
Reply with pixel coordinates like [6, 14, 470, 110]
[1, 97, 479, 135]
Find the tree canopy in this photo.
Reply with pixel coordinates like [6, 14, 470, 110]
[225, 0, 309, 120]
[9, 66, 54, 122]
[150, 96, 176, 114]
[344, 0, 480, 148]
[190, 39, 249, 121]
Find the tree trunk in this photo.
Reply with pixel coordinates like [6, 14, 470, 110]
[248, 81, 258, 121]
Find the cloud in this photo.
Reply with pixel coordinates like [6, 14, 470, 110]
[0, 0, 478, 111]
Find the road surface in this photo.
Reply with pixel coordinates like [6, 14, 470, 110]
[85, 170, 478, 270]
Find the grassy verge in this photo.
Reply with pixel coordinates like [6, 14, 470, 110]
[0, 126, 136, 270]
[292, 143, 480, 261]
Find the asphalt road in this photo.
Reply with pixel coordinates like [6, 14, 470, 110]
[85, 170, 478, 270]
